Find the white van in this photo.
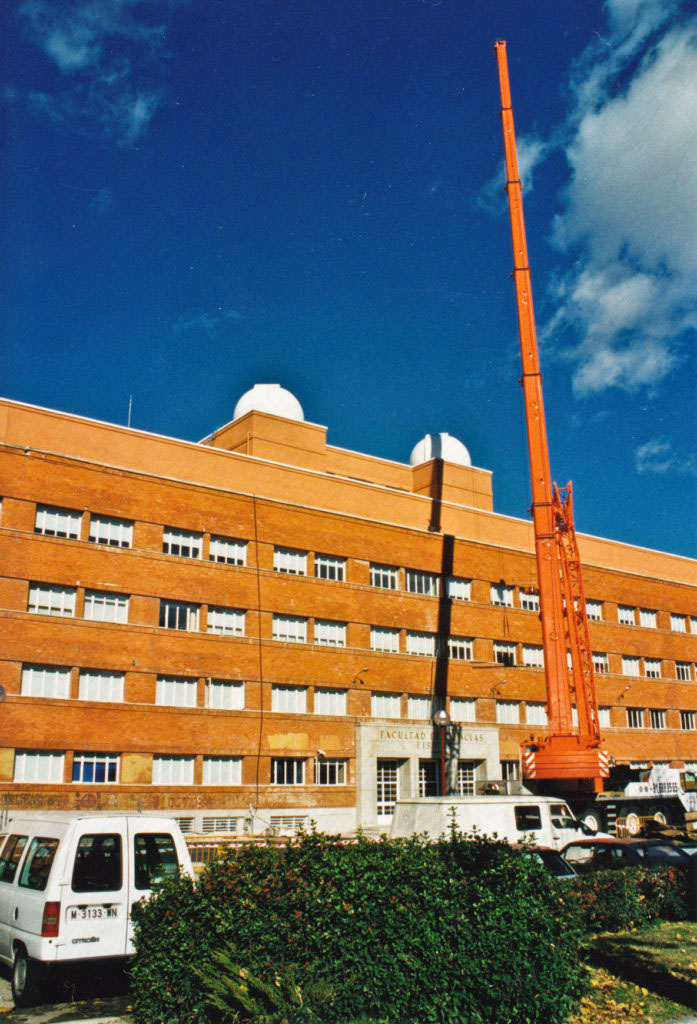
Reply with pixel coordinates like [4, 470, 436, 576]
[0, 813, 193, 1007]
[390, 794, 586, 849]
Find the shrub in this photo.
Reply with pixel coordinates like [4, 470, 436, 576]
[131, 830, 586, 1024]
[565, 866, 688, 933]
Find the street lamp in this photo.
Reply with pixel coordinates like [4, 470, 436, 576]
[433, 708, 451, 796]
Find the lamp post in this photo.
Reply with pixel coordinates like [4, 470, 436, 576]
[433, 708, 451, 797]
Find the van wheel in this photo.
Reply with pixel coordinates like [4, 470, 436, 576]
[580, 807, 603, 833]
[12, 947, 43, 1008]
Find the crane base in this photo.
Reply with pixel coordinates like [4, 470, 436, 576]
[523, 738, 609, 790]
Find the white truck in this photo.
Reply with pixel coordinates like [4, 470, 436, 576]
[574, 764, 697, 836]
[390, 793, 587, 849]
[0, 812, 194, 1007]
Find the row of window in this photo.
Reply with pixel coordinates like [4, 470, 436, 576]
[23, 585, 697, 679]
[18, 666, 697, 730]
[31, 505, 697, 628]
[12, 750, 347, 787]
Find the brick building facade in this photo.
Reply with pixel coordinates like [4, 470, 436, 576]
[1, 386, 696, 834]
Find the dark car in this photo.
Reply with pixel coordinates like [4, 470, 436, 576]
[514, 845, 577, 878]
[556, 839, 687, 872]
[560, 837, 690, 873]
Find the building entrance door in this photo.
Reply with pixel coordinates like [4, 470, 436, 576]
[376, 759, 402, 823]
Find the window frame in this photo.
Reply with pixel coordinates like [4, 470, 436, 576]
[162, 527, 202, 559]
[314, 554, 345, 582]
[450, 698, 476, 723]
[21, 664, 71, 699]
[313, 619, 347, 647]
[618, 605, 636, 626]
[271, 757, 305, 785]
[371, 691, 401, 719]
[83, 589, 129, 624]
[626, 707, 644, 729]
[448, 636, 473, 661]
[202, 756, 242, 786]
[370, 626, 400, 653]
[314, 687, 347, 716]
[494, 641, 516, 667]
[156, 675, 197, 708]
[272, 614, 307, 644]
[447, 577, 471, 601]
[314, 758, 346, 785]
[88, 515, 133, 548]
[159, 599, 200, 631]
[639, 608, 657, 629]
[208, 535, 247, 565]
[405, 569, 439, 597]
[152, 755, 195, 785]
[71, 752, 119, 784]
[649, 708, 666, 730]
[406, 630, 438, 657]
[273, 546, 308, 575]
[491, 583, 514, 608]
[271, 684, 307, 714]
[27, 583, 76, 617]
[496, 700, 520, 724]
[522, 645, 544, 668]
[78, 670, 124, 703]
[207, 606, 245, 636]
[14, 750, 65, 783]
[204, 678, 245, 710]
[370, 563, 399, 590]
[34, 505, 81, 539]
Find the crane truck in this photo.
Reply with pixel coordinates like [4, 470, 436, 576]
[494, 41, 697, 837]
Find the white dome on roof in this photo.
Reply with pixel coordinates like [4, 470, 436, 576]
[233, 384, 304, 422]
[409, 432, 472, 467]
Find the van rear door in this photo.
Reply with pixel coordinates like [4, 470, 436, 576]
[125, 823, 182, 954]
[60, 827, 126, 960]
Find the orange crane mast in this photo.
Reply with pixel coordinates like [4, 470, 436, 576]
[494, 41, 608, 792]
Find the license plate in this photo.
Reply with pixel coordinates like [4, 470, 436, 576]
[68, 905, 119, 921]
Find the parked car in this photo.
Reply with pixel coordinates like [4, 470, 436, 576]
[0, 813, 193, 1007]
[560, 837, 691, 874]
[517, 845, 577, 878]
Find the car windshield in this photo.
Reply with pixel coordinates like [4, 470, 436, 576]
[535, 849, 576, 877]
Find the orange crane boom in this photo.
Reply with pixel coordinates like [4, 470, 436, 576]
[494, 41, 608, 791]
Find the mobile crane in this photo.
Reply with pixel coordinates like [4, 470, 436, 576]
[495, 40, 609, 797]
[494, 42, 697, 835]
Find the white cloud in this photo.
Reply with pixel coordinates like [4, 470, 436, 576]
[635, 437, 697, 476]
[18, 0, 171, 144]
[547, 10, 697, 396]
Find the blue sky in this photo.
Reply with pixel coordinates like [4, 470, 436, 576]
[2, 0, 696, 558]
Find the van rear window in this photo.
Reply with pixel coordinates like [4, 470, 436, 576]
[134, 833, 179, 890]
[19, 837, 60, 891]
[514, 805, 542, 831]
[72, 834, 123, 892]
[0, 834, 28, 883]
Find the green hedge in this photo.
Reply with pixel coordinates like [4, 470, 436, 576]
[567, 865, 688, 933]
[131, 831, 586, 1024]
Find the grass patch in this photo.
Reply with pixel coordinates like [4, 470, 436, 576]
[586, 921, 697, 1012]
[568, 965, 690, 1023]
